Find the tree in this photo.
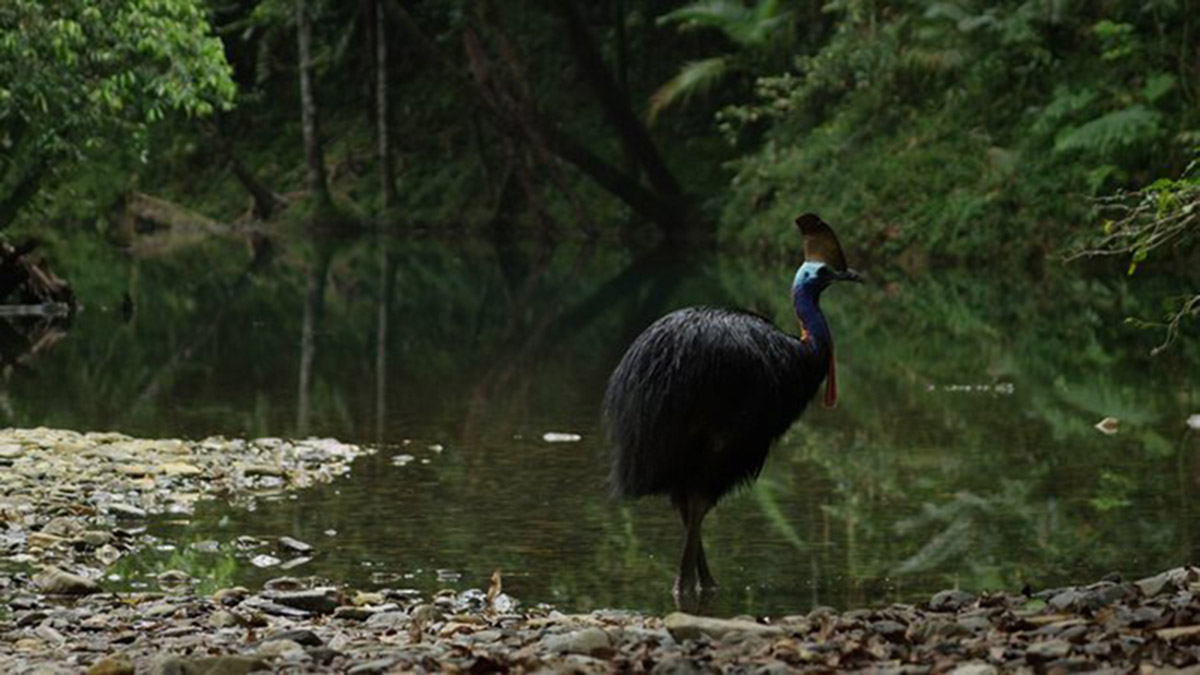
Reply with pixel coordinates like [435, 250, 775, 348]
[648, 0, 791, 123]
[295, 0, 333, 212]
[1072, 158, 1200, 353]
[0, 0, 235, 229]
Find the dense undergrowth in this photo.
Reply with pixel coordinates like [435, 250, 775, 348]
[7, 1, 1197, 272]
[717, 1, 1198, 264]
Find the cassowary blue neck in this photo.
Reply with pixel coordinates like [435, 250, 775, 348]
[791, 265, 832, 356]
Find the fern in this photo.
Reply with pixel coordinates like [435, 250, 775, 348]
[1054, 105, 1163, 155]
[648, 57, 731, 123]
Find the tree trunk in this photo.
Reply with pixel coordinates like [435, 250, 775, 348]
[545, 0, 684, 201]
[297, 249, 331, 436]
[374, 239, 394, 442]
[0, 161, 47, 232]
[376, 0, 396, 211]
[296, 0, 332, 209]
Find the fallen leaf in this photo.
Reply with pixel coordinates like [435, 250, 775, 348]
[1095, 417, 1120, 435]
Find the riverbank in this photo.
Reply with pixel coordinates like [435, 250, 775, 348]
[3, 428, 1200, 673]
[3, 564, 1200, 673]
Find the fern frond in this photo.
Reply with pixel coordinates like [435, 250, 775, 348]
[1055, 105, 1164, 155]
[648, 56, 732, 124]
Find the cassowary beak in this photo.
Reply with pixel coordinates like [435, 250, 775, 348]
[837, 268, 864, 283]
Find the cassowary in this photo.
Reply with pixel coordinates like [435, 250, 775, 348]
[603, 214, 861, 597]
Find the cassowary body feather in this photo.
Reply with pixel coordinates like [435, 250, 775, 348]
[604, 306, 827, 504]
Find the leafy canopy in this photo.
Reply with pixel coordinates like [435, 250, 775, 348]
[0, 0, 235, 225]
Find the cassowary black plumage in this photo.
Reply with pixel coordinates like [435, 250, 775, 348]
[603, 214, 861, 597]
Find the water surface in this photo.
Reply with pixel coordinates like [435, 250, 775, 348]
[7, 232, 1199, 616]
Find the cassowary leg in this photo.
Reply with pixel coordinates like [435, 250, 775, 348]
[672, 493, 713, 597]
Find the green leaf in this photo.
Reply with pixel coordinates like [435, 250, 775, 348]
[1055, 105, 1164, 155]
[648, 56, 732, 123]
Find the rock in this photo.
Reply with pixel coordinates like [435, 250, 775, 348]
[106, 503, 147, 518]
[955, 616, 993, 633]
[948, 664, 997, 675]
[664, 612, 784, 641]
[95, 544, 123, 565]
[263, 629, 323, 647]
[255, 638, 305, 657]
[347, 659, 397, 675]
[334, 606, 378, 621]
[157, 569, 192, 585]
[34, 567, 100, 595]
[1049, 589, 1085, 611]
[364, 610, 410, 628]
[871, 619, 908, 639]
[87, 654, 136, 675]
[249, 554, 281, 568]
[43, 516, 84, 537]
[0, 443, 26, 460]
[76, 530, 113, 547]
[148, 655, 270, 675]
[1135, 571, 1175, 597]
[269, 588, 339, 615]
[159, 461, 202, 476]
[28, 531, 67, 549]
[1027, 639, 1072, 661]
[213, 587, 250, 606]
[541, 627, 612, 655]
[278, 536, 313, 553]
[209, 610, 241, 628]
[410, 603, 445, 624]
[930, 589, 975, 612]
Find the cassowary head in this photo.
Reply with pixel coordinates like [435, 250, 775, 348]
[793, 213, 862, 293]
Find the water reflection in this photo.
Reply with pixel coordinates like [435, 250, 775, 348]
[7, 231, 1199, 616]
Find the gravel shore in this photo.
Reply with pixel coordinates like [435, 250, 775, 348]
[3, 428, 1200, 673]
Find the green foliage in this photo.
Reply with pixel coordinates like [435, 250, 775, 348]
[649, 0, 791, 122]
[0, 0, 234, 226]
[718, 1, 1197, 260]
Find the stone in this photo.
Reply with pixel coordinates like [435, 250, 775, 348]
[255, 638, 305, 657]
[43, 516, 84, 537]
[664, 612, 784, 641]
[269, 588, 339, 615]
[213, 587, 250, 606]
[34, 567, 100, 595]
[334, 606, 378, 621]
[278, 536, 313, 553]
[87, 655, 135, 675]
[159, 462, 202, 476]
[948, 664, 997, 675]
[347, 659, 397, 675]
[1027, 639, 1072, 661]
[263, 629, 323, 647]
[76, 530, 113, 547]
[209, 610, 240, 628]
[28, 531, 67, 549]
[871, 619, 908, 639]
[364, 610, 410, 628]
[148, 655, 270, 675]
[541, 627, 612, 655]
[106, 503, 147, 518]
[410, 603, 445, 624]
[930, 589, 975, 612]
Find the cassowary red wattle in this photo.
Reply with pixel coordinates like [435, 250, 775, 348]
[603, 213, 861, 599]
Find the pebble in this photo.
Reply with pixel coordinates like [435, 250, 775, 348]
[87, 654, 135, 675]
[34, 567, 100, 595]
[664, 612, 784, 641]
[542, 627, 612, 655]
[278, 536, 313, 553]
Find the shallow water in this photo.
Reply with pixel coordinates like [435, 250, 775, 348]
[8, 233, 1199, 616]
